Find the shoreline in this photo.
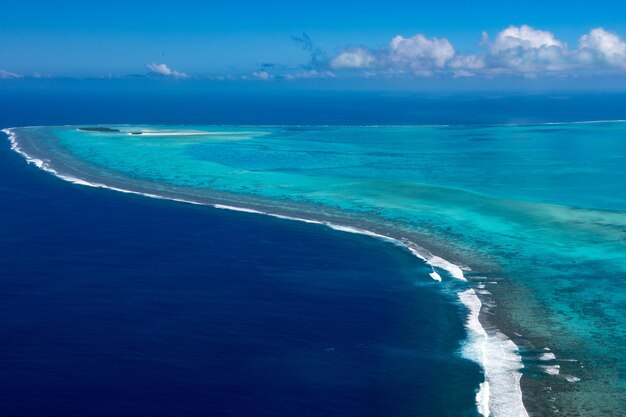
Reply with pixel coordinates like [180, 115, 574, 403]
[2, 126, 530, 417]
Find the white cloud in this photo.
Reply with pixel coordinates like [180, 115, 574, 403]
[323, 25, 626, 79]
[145, 63, 189, 79]
[240, 69, 336, 81]
[326, 33, 482, 77]
[578, 28, 626, 68]
[328, 34, 460, 76]
[449, 54, 485, 70]
[252, 70, 271, 80]
[492, 25, 563, 52]
[483, 25, 626, 73]
[486, 25, 569, 72]
[284, 69, 336, 80]
[389, 34, 455, 72]
[0, 69, 22, 79]
[330, 48, 376, 69]
[447, 55, 485, 77]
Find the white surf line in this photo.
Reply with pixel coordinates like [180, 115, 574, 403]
[537, 350, 581, 380]
[539, 351, 556, 361]
[2, 128, 206, 205]
[429, 268, 443, 282]
[536, 348, 580, 382]
[459, 289, 528, 417]
[539, 364, 560, 376]
[125, 130, 250, 136]
[3, 127, 529, 417]
[481, 119, 626, 128]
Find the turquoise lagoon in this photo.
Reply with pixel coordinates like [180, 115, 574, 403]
[7, 123, 626, 416]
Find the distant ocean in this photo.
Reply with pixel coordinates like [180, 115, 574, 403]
[1, 81, 625, 417]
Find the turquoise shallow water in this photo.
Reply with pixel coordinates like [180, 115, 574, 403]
[8, 123, 626, 416]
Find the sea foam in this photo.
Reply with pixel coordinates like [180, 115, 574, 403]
[3, 127, 529, 417]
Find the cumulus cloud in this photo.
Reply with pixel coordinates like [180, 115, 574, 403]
[492, 25, 563, 51]
[484, 25, 626, 73]
[329, 35, 457, 75]
[0, 69, 22, 79]
[330, 48, 376, 69]
[448, 54, 485, 77]
[209, 25, 626, 81]
[145, 63, 189, 79]
[252, 71, 271, 80]
[577, 28, 626, 68]
[485, 25, 569, 73]
[326, 25, 626, 78]
[389, 34, 455, 73]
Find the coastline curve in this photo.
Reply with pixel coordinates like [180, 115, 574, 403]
[2, 127, 530, 417]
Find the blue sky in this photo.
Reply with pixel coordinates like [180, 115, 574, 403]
[2, 0, 626, 87]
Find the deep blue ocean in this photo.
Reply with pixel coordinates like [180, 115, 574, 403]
[2, 80, 626, 417]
